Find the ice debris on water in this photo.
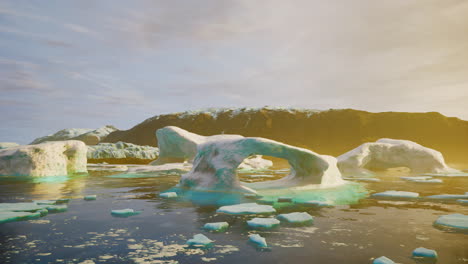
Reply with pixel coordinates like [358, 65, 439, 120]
[216, 203, 276, 215]
[297, 200, 333, 207]
[371, 191, 419, 199]
[276, 212, 314, 226]
[426, 194, 468, 200]
[203, 222, 229, 232]
[412, 247, 438, 259]
[373, 256, 395, 264]
[186, 234, 213, 247]
[110, 209, 141, 217]
[434, 214, 468, 230]
[247, 217, 280, 229]
[84, 195, 97, 201]
[0, 211, 41, 224]
[159, 192, 178, 198]
[400, 176, 442, 183]
[248, 234, 268, 248]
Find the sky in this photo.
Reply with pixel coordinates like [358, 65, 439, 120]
[1, 0, 468, 144]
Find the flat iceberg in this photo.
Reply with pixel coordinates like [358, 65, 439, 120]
[337, 138, 458, 176]
[276, 212, 314, 226]
[111, 209, 141, 217]
[434, 214, 468, 230]
[248, 234, 268, 248]
[412, 247, 438, 259]
[0, 211, 41, 224]
[203, 222, 229, 232]
[371, 191, 419, 199]
[186, 234, 213, 247]
[426, 194, 468, 199]
[0, 140, 87, 177]
[373, 256, 395, 264]
[159, 192, 178, 198]
[247, 217, 280, 229]
[216, 203, 276, 215]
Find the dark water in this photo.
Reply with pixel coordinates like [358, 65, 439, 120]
[0, 167, 467, 264]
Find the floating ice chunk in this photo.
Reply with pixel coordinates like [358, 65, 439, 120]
[248, 234, 268, 248]
[186, 234, 213, 247]
[247, 218, 280, 229]
[343, 177, 381, 182]
[0, 202, 48, 212]
[84, 195, 97, 201]
[111, 209, 141, 217]
[401, 176, 442, 183]
[0, 211, 41, 224]
[338, 138, 458, 176]
[159, 192, 178, 198]
[457, 199, 468, 204]
[34, 200, 57, 205]
[46, 205, 67, 213]
[412, 247, 438, 259]
[371, 191, 419, 199]
[203, 222, 229, 232]
[298, 200, 333, 207]
[434, 214, 468, 230]
[426, 194, 468, 199]
[277, 197, 292, 203]
[276, 212, 314, 226]
[422, 172, 468, 177]
[373, 256, 395, 264]
[216, 203, 276, 215]
[56, 198, 70, 204]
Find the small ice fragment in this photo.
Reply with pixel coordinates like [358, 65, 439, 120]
[401, 177, 442, 183]
[159, 192, 177, 198]
[84, 195, 97, 201]
[343, 177, 381, 182]
[247, 217, 280, 229]
[46, 205, 67, 213]
[216, 203, 276, 215]
[457, 199, 468, 204]
[203, 222, 229, 232]
[412, 247, 437, 259]
[426, 194, 468, 199]
[373, 256, 395, 264]
[277, 197, 292, 203]
[248, 234, 268, 248]
[371, 191, 419, 199]
[276, 212, 314, 226]
[110, 209, 141, 217]
[434, 214, 468, 230]
[0, 211, 41, 224]
[186, 234, 213, 247]
[34, 200, 57, 205]
[56, 198, 70, 204]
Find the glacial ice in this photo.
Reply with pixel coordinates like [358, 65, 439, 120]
[412, 247, 438, 259]
[373, 256, 395, 264]
[371, 191, 419, 199]
[426, 194, 468, 199]
[237, 155, 273, 172]
[203, 222, 229, 232]
[87, 141, 159, 162]
[0, 140, 87, 177]
[434, 214, 468, 230]
[159, 192, 178, 198]
[276, 212, 314, 225]
[186, 234, 213, 247]
[337, 138, 458, 176]
[248, 234, 268, 248]
[165, 126, 345, 193]
[247, 217, 280, 229]
[0, 201, 68, 223]
[111, 209, 141, 217]
[216, 203, 276, 215]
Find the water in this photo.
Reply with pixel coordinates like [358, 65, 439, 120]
[0, 167, 467, 264]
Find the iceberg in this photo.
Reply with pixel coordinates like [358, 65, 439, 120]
[371, 191, 419, 199]
[111, 209, 141, 217]
[164, 126, 345, 193]
[87, 141, 158, 164]
[373, 256, 395, 264]
[434, 214, 468, 230]
[203, 222, 229, 232]
[186, 234, 213, 247]
[337, 138, 458, 176]
[216, 203, 276, 215]
[159, 192, 178, 198]
[247, 217, 280, 229]
[412, 247, 438, 259]
[426, 194, 468, 200]
[0, 140, 87, 177]
[276, 212, 314, 226]
[248, 234, 268, 248]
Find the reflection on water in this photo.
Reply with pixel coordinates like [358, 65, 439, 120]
[0, 166, 467, 264]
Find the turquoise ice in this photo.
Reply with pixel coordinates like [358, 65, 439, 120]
[412, 247, 438, 259]
[110, 208, 141, 217]
[203, 222, 229, 232]
[248, 234, 268, 248]
[434, 214, 468, 230]
[373, 256, 395, 264]
[186, 234, 213, 247]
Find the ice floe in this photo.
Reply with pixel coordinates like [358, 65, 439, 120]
[248, 234, 268, 248]
[434, 214, 468, 230]
[84, 195, 97, 201]
[247, 217, 280, 229]
[159, 192, 178, 198]
[371, 191, 419, 199]
[373, 256, 395, 264]
[203, 222, 229, 232]
[186, 234, 213, 247]
[276, 212, 314, 225]
[216, 203, 276, 215]
[110, 209, 141, 217]
[426, 194, 468, 200]
[412, 247, 438, 259]
[400, 176, 442, 183]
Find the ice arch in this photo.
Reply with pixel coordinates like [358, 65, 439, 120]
[337, 138, 458, 176]
[178, 135, 345, 193]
